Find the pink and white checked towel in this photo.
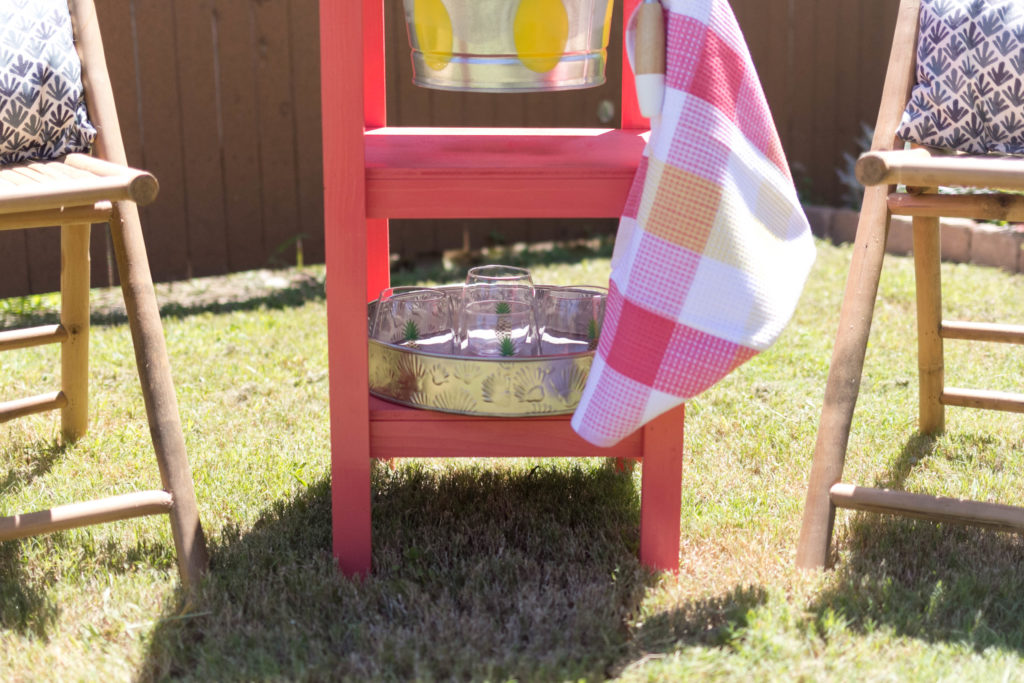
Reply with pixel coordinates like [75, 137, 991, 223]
[571, 0, 816, 447]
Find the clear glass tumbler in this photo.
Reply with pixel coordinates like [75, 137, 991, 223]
[458, 298, 538, 357]
[536, 285, 606, 355]
[370, 286, 457, 354]
[463, 264, 535, 306]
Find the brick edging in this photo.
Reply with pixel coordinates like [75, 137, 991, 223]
[803, 205, 1024, 274]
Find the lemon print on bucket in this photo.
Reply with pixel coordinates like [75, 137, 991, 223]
[413, 0, 453, 71]
[513, 0, 570, 73]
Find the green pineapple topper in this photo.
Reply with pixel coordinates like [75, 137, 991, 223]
[587, 318, 600, 350]
[402, 319, 420, 347]
[494, 300, 512, 336]
[498, 334, 516, 357]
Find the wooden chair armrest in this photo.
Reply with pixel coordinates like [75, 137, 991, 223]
[857, 148, 1024, 190]
[64, 153, 159, 205]
[0, 155, 159, 216]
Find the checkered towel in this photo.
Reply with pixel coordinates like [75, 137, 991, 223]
[571, 0, 816, 447]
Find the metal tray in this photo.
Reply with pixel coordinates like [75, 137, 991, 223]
[367, 288, 594, 417]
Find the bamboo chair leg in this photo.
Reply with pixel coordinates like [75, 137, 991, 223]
[795, 186, 892, 569]
[61, 223, 91, 441]
[912, 214, 944, 434]
[108, 201, 209, 591]
[638, 405, 685, 571]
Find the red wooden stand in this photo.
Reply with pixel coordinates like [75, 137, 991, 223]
[320, 0, 685, 576]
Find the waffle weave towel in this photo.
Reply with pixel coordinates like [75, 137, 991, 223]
[571, 0, 816, 447]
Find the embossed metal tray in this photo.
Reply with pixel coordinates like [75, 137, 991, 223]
[367, 287, 594, 417]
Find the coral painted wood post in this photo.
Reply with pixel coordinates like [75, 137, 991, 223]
[320, 0, 684, 576]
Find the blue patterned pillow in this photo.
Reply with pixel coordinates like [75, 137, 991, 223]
[897, 0, 1024, 155]
[0, 0, 96, 165]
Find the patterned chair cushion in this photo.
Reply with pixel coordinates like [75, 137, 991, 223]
[0, 0, 96, 165]
[897, 0, 1024, 155]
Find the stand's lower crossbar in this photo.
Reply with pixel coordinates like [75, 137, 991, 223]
[0, 491, 174, 541]
[0, 324, 68, 352]
[830, 483, 1024, 533]
[0, 391, 66, 423]
[942, 387, 1024, 413]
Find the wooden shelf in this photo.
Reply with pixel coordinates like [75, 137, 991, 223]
[364, 127, 648, 219]
[368, 395, 644, 460]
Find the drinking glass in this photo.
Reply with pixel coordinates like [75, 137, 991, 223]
[536, 285, 606, 355]
[458, 298, 538, 357]
[370, 286, 456, 354]
[463, 264, 535, 306]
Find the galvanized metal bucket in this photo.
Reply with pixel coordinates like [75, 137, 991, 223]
[402, 0, 615, 92]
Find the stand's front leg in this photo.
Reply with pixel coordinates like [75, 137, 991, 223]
[639, 404, 684, 571]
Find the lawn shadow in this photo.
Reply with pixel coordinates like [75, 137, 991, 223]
[0, 438, 65, 499]
[607, 583, 769, 677]
[0, 437, 180, 640]
[0, 271, 326, 330]
[0, 438, 66, 637]
[0, 540, 59, 639]
[810, 432, 1024, 654]
[139, 459, 660, 681]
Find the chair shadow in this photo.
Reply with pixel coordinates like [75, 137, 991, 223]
[0, 438, 65, 498]
[810, 432, 1024, 654]
[0, 540, 59, 638]
[0, 439, 68, 638]
[0, 438, 181, 639]
[136, 460, 689, 681]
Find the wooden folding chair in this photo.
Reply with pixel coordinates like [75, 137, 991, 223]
[796, 0, 1024, 568]
[0, 0, 207, 590]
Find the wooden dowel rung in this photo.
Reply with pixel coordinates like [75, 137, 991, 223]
[888, 192, 1024, 223]
[830, 483, 1024, 532]
[857, 149, 1024, 190]
[0, 203, 113, 231]
[941, 387, 1024, 413]
[0, 491, 174, 541]
[0, 391, 66, 423]
[941, 320, 1024, 344]
[0, 324, 67, 352]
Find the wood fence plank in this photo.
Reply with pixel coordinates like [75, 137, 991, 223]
[788, 0, 820, 204]
[834, 0, 865, 206]
[25, 227, 60, 295]
[863, 0, 902, 148]
[94, 0, 143, 170]
[213, 0, 266, 273]
[289, 0, 325, 266]
[252, 0, 301, 270]
[810, 0, 840, 204]
[133, 0, 190, 282]
[0, 232, 30, 299]
[89, 224, 112, 291]
[175, 0, 229, 278]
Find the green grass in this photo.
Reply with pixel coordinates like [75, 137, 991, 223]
[3, 239, 1024, 680]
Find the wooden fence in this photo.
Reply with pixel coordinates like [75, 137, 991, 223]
[0, 0, 899, 298]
